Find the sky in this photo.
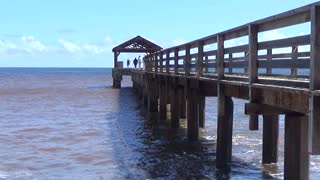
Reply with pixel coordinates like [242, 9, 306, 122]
[0, 0, 319, 67]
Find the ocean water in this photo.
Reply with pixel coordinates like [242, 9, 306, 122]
[0, 68, 319, 179]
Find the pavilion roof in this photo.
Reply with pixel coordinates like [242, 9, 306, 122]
[112, 36, 162, 53]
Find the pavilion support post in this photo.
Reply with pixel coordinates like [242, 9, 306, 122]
[262, 115, 279, 164]
[199, 95, 206, 128]
[147, 75, 159, 122]
[187, 78, 199, 141]
[114, 52, 118, 68]
[284, 114, 309, 180]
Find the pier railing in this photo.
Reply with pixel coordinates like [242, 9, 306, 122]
[128, 3, 320, 179]
[143, 2, 320, 89]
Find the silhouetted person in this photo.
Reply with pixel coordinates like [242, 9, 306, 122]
[138, 56, 141, 69]
[127, 58, 130, 68]
[133, 58, 138, 68]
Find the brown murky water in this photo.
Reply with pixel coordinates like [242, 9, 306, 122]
[0, 68, 319, 179]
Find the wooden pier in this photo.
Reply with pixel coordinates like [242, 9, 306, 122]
[113, 2, 320, 179]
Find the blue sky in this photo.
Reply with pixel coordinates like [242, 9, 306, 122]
[0, 0, 318, 67]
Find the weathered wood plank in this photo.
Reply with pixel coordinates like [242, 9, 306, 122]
[171, 81, 180, 128]
[257, 10, 310, 32]
[309, 5, 320, 154]
[249, 24, 259, 130]
[216, 84, 234, 169]
[185, 44, 191, 76]
[224, 44, 248, 54]
[159, 52, 164, 73]
[263, 115, 279, 164]
[256, 86, 309, 114]
[258, 58, 310, 69]
[159, 78, 167, 120]
[217, 35, 225, 79]
[166, 51, 170, 73]
[147, 76, 159, 121]
[197, 41, 204, 76]
[245, 103, 293, 115]
[258, 35, 310, 50]
[187, 78, 199, 141]
[180, 87, 186, 119]
[284, 114, 309, 180]
[228, 53, 233, 73]
[174, 48, 179, 75]
[266, 49, 272, 74]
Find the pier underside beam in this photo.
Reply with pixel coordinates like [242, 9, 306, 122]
[245, 103, 293, 115]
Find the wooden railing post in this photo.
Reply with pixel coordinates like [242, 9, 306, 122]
[155, 53, 159, 73]
[174, 48, 179, 75]
[216, 34, 234, 169]
[160, 52, 164, 73]
[248, 24, 259, 131]
[244, 51, 249, 73]
[228, 53, 233, 73]
[309, 5, 320, 155]
[266, 49, 272, 75]
[166, 51, 170, 74]
[217, 35, 224, 79]
[291, 46, 298, 77]
[197, 41, 204, 77]
[185, 44, 191, 76]
[205, 56, 209, 73]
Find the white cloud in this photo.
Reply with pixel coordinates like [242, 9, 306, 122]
[21, 36, 47, 53]
[58, 39, 82, 53]
[0, 40, 26, 55]
[83, 44, 107, 54]
[58, 39, 112, 55]
[0, 35, 115, 56]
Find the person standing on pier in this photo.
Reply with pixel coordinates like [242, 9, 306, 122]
[127, 58, 130, 68]
[138, 56, 142, 69]
[133, 57, 138, 68]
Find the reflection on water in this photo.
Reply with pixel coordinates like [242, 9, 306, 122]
[0, 68, 319, 179]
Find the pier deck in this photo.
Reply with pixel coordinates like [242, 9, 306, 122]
[113, 2, 320, 179]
